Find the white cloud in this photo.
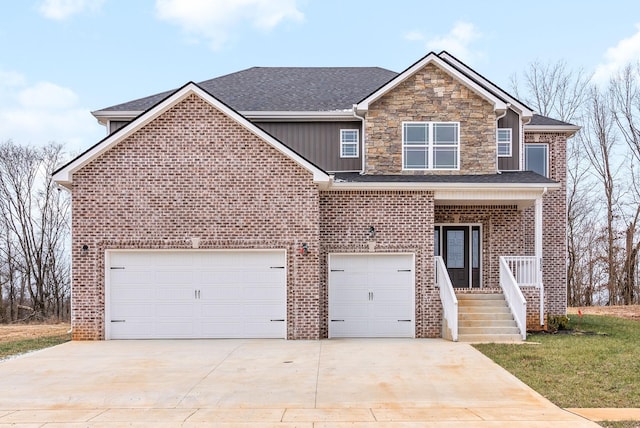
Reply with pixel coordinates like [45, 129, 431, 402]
[37, 0, 105, 20]
[424, 21, 483, 61]
[0, 70, 102, 152]
[18, 82, 79, 109]
[405, 22, 484, 64]
[593, 24, 640, 84]
[155, 0, 304, 50]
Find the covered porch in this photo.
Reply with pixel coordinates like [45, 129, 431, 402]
[432, 178, 554, 342]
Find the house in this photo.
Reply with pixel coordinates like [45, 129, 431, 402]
[53, 51, 579, 341]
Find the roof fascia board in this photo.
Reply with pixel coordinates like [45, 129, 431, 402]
[438, 51, 534, 118]
[326, 180, 560, 192]
[357, 53, 507, 114]
[242, 110, 356, 122]
[54, 83, 330, 187]
[525, 124, 581, 135]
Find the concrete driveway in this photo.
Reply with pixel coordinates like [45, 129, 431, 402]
[0, 339, 597, 427]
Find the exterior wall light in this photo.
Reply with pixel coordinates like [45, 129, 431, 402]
[368, 226, 376, 239]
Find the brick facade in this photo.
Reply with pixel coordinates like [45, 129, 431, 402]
[365, 63, 497, 175]
[71, 94, 322, 340]
[65, 64, 571, 340]
[319, 190, 439, 338]
[523, 132, 569, 323]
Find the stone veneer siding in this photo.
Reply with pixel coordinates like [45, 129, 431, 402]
[319, 190, 439, 338]
[365, 63, 497, 175]
[70, 94, 321, 340]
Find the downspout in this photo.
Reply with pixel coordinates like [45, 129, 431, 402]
[352, 104, 366, 174]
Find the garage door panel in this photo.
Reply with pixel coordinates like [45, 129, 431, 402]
[329, 254, 414, 338]
[108, 250, 286, 339]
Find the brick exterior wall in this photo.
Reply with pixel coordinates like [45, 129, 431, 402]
[319, 191, 440, 338]
[364, 63, 497, 175]
[70, 94, 322, 340]
[523, 132, 569, 326]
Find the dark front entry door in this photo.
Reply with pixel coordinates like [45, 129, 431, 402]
[442, 226, 469, 287]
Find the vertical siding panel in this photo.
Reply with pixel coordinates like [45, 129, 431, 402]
[254, 122, 361, 172]
[498, 109, 521, 171]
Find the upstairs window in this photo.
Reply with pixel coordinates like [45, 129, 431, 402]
[402, 122, 459, 170]
[497, 128, 512, 157]
[525, 144, 548, 177]
[340, 129, 359, 158]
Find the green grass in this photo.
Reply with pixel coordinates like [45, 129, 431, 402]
[474, 315, 640, 408]
[599, 422, 640, 428]
[0, 334, 71, 360]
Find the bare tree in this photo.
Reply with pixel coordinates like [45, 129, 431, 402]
[610, 64, 640, 304]
[510, 60, 591, 122]
[0, 140, 70, 321]
[580, 87, 622, 305]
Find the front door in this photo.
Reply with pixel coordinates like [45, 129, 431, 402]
[435, 225, 481, 288]
[442, 226, 469, 287]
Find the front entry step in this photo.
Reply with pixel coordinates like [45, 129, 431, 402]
[456, 293, 523, 343]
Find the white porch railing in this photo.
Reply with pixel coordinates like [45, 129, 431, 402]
[502, 256, 540, 287]
[499, 256, 527, 340]
[435, 256, 458, 342]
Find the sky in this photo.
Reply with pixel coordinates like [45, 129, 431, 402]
[1, 0, 640, 155]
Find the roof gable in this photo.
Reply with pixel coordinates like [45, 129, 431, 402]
[356, 52, 508, 114]
[54, 83, 330, 187]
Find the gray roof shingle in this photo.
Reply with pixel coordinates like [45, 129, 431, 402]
[99, 67, 398, 113]
[96, 65, 576, 128]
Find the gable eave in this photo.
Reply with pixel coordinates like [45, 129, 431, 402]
[437, 51, 534, 119]
[356, 52, 508, 114]
[54, 83, 330, 187]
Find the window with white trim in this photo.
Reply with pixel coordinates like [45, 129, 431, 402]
[497, 128, 512, 157]
[525, 144, 548, 177]
[402, 122, 459, 169]
[340, 129, 359, 158]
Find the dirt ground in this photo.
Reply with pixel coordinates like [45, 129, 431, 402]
[568, 305, 640, 321]
[0, 323, 71, 343]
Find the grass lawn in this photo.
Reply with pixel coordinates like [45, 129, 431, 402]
[474, 315, 640, 409]
[0, 333, 71, 360]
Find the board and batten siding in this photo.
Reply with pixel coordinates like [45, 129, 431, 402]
[255, 121, 362, 172]
[497, 109, 521, 171]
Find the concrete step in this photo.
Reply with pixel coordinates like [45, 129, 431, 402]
[458, 306, 511, 314]
[458, 312, 514, 321]
[459, 319, 517, 328]
[458, 333, 523, 343]
[459, 326, 520, 335]
[456, 293, 504, 300]
[458, 299, 509, 307]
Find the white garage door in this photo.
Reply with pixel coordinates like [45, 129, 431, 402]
[107, 250, 287, 339]
[328, 254, 415, 338]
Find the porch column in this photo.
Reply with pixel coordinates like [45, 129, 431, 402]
[535, 195, 544, 325]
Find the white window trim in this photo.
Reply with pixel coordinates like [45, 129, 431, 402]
[497, 128, 512, 157]
[525, 143, 549, 177]
[340, 129, 359, 158]
[402, 121, 460, 170]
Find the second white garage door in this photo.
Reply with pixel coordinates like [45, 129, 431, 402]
[328, 254, 415, 338]
[107, 250, 287, 339]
